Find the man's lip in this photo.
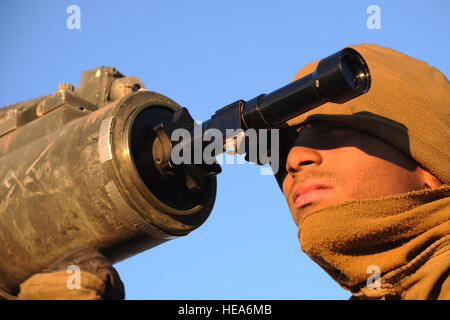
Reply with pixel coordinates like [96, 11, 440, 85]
[292, 181, 332, 209]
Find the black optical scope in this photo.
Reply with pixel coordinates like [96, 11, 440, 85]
[151, 47, 371, 190]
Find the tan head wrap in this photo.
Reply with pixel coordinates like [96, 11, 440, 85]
[287, 44, 450, 299]
[287, 43, 450, 184]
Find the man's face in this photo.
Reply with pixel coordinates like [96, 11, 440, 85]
[282, 120, 433, 225]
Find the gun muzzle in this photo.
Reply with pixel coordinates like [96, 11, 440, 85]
[0, 69, 216, 294]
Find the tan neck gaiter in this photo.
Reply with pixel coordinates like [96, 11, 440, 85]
[298, 185, 450, 299]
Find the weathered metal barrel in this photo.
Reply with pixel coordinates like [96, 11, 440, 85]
[0, 67, 216, 294]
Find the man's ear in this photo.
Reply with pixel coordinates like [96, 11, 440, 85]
[418, 166, 443, 189]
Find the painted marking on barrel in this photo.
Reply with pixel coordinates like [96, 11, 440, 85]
[25, 142, 54, 175]
[98, 117, 113, 163]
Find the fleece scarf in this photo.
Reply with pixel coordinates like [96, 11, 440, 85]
[298, 185, 450, 299]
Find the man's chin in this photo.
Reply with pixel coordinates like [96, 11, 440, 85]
[292, 199, 338, 225]
[291, 203, 317, 225]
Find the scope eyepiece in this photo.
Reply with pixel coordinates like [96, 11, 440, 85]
[313, 47, 371, 103]
[241, 47, 371, 129]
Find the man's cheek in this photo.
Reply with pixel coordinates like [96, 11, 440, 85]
[282, 178, 291, 200]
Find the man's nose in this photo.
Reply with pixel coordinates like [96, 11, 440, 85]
[285, 146, 323, 174]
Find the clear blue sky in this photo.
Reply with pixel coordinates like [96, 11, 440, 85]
[1, 0, 449, 300]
